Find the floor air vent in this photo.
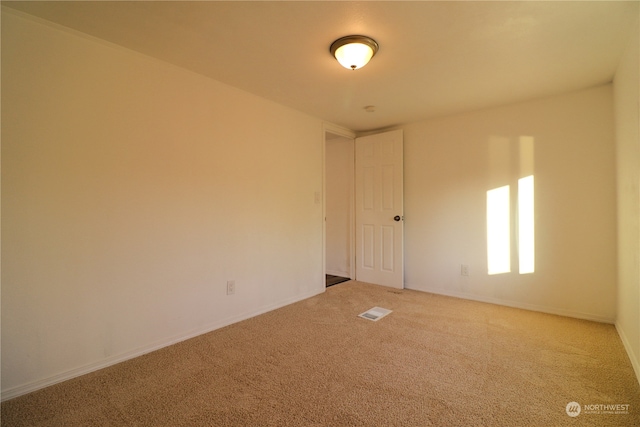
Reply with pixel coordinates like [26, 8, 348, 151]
[358, 307, 392, 322]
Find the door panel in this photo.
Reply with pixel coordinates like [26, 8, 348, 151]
[362, 224, 375, 269]
[355, 130, 404, 288]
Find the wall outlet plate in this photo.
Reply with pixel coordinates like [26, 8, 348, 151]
[460, 264, 470, 276]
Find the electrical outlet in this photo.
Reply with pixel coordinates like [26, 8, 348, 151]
[226, 280, 235, 295]
[460, 264, 469, 277]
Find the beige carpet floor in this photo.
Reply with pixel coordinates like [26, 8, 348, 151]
[2, 281, 639, 426]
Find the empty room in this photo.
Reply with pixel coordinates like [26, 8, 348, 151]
[2, 1, 639, 426]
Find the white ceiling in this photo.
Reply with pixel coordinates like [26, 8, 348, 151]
[4, 1, 638, 132]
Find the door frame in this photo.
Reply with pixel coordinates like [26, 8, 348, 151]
[323, 123, 356, 283]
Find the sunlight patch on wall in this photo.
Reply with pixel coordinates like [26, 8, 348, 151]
[486, 136, 535, 276]
[518, 175, 535, 274]
[487, 185, 511, 275]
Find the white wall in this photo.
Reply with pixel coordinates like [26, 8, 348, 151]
[1, 10, 324, 398]
[325, 135, 353, 278]
[403, 85, 617, 322]
[614, 15, 640, 382]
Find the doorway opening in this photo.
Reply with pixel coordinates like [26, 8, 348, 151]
[324, 128, 355, 287]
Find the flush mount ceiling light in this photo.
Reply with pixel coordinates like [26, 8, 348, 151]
[330, 35, 379, 70]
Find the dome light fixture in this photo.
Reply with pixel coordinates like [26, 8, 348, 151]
[330, 35, 379, 70]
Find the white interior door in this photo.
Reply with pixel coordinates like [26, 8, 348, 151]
[355, 129, 404, 288]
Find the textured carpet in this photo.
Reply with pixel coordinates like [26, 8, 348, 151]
[2, 281, 639, 426]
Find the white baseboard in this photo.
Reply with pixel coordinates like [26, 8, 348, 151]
[615, 322, 640, 386]
[1, 287, 324, 402]
[405, 284, 615, 324]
